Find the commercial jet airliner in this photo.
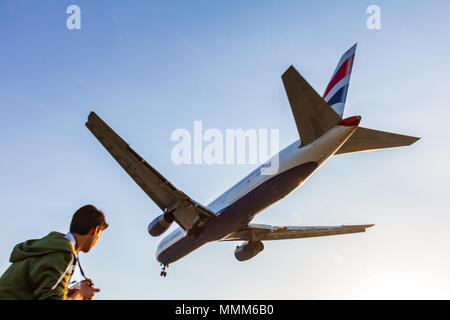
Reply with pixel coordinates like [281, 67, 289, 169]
[86, 44, 419, 276]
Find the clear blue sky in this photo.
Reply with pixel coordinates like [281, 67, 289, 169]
[1, 0, 449, 299]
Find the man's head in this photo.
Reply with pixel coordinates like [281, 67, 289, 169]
[70, 205, 108, 253]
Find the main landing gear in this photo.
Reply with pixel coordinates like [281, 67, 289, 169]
[160, 264, 169, 277]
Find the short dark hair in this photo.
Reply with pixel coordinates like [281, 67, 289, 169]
[70, 205, 109, 235]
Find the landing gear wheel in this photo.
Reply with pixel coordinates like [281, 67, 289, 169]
[160, 264, 169, 277]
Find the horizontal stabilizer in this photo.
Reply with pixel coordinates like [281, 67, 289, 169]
[282, 66, 341, 147]
[335, 127, 420, 155]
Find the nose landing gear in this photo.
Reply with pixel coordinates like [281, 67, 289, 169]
[160, 264, 169, 277]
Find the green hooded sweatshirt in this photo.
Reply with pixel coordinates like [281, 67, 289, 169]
[0, 232, 76, 300]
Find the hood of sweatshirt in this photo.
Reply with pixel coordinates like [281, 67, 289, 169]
[10, 232, 74, 263]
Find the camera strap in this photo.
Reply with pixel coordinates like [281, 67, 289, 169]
[76, 254, 89, 280]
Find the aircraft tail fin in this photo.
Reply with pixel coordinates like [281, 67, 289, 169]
[334, 126, 420, 155]
[323, 44, 357, 118]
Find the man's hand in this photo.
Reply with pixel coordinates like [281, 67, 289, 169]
[67, 280, 100, 300]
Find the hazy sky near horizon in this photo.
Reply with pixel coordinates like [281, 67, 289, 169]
[1, 0, 450, 299]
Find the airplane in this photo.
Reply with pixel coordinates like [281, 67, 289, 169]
[85, 44, 419, 277]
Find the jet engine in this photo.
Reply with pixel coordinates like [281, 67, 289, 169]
[148, 212, 175, 237]
[234, 241, 264, 261]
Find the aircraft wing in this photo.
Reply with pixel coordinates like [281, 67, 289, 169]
[85, 111, 217, 233]
[220, 223, 374, 241]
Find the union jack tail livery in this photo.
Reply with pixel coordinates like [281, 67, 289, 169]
[323, 43, 357, 118]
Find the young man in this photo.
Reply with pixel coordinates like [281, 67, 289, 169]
[0, 205, 108, 300]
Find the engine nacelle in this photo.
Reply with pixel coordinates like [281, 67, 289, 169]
[148, 212, 174, 237]
[234, 241, 264, 262]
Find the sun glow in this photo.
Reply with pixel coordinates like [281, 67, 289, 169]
[360, 266, 449, 299]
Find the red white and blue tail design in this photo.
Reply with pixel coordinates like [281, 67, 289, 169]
[322, 44, 357, 118]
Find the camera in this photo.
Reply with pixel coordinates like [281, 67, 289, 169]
[68, 279, 94, 289]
